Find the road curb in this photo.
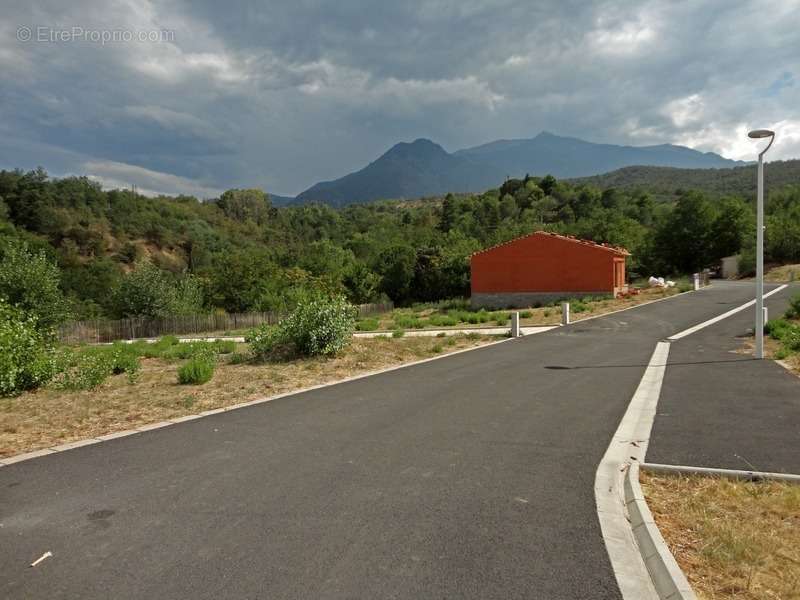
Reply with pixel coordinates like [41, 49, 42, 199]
[0, 335, 513, 468]
[595, 341, 671, 599]
[625, 462, 697, 600]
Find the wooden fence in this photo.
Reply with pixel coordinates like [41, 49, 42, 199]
[58, 302, 394, 344]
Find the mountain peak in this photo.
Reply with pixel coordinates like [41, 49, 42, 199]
[381, 138, 448, 160]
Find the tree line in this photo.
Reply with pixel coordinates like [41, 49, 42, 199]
[1, 167, 799, 322]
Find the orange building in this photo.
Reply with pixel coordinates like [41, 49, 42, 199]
[470, 231, 629, 308]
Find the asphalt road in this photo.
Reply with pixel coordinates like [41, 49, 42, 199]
[648, 283, 800, 473]
[0, 281, 789, 599]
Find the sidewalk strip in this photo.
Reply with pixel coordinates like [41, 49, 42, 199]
[667, 284, 787, 341]
[595, 341, 670, 599]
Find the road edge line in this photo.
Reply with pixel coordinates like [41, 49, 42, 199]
[667, 284, 787, 341]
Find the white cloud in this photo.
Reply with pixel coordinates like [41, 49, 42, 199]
[1, 0, 799, 194]
[672, 120, 800, 162]
[84, 160, 222, 198]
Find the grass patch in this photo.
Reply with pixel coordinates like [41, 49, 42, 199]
[0, 335, 498, 458]
[177, 355, 215, 385]
[642, 472, 800, 599]
[356, 317, 380, 331]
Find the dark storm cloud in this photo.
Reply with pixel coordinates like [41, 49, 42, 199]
[1, 0, 799, 196]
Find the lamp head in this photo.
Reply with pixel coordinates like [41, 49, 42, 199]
[748, 129, 775, 139]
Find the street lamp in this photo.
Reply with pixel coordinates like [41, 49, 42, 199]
[748, 128, 775, 359]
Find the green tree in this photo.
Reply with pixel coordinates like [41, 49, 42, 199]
[217, 189, 272, 224]
[709, 197, 753, 260]
[0, 299, 56, 395]
[653, 191, 717, 273]
[111, 260, 200, 318]
[0, 241, 69, 331]
[375, 245, 417, 303]
[439, 193, 458, 233]
[343, 262, 381, 304]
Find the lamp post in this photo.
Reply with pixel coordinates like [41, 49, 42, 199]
[747, 128, 775, 359]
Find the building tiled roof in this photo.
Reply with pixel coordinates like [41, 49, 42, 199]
[470, 230, 630, 257]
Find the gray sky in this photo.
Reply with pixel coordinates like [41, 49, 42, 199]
[1, 0, 799, 197]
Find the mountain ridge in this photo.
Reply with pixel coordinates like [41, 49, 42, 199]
[290, 132, 744, 206]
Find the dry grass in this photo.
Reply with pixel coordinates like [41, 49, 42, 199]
[737, 336, 800, 378]
[642, 472, 800, 600]
[366, 287, 681, 331]
[765, 264, 800, 283]
[540, 286, 682, 324]
[0, 334, 498, 458]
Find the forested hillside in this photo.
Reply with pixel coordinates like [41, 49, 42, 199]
[1, 167, 799, 322]
[571, 160, 800, 200]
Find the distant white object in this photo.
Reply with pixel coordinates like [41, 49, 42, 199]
[693, 273, 700, 291]
[665, 280, 676, 288]
[30, 551, 52, 567]
[648, 276, 666, 288]
[561, 302, 570, 325]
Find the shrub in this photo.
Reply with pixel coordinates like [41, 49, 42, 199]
[782, 326, 800, 352]
[393, 315, 423, 329]
[53, 349, 114, 390]
[108, 344, 141, 383]
[431, 344, 443, 354]
[465, 332, 481, 340]
[436, 331, 447, 338]
[520, 311, 532, 318]
[392, 329, 405, 338]
[785, 294, 800, 319]
[765, 319, 790, 339]
[177, 355, 215, 384]
[228, 351, 250, 365]
[428, 314, 457, 327]
[248, 324, 281, 358]
[0, 301, 56, 396]
[281, 296, 357, 356]
[572, 300, 589, 313]
[164, 340, 234, 360]
[356, 318, 380, 331]
[250, 296, 357, 358]
[213, 340, 236, 354]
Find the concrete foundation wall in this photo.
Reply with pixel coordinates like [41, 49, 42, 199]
[471, 291, 611, 309]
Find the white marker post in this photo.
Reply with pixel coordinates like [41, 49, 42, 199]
[511, 311, 520, 337]
[561, 302, 570, 325]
